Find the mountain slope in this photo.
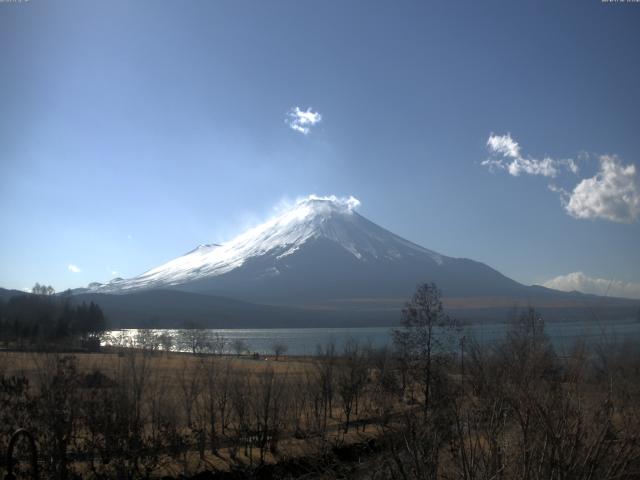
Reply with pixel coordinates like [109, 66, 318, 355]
[89, 195, 532, 303]
[2, 287, 637, 329]
[91, 195, 443, 293]
[0, 287, 28, 302]
[82, 195, 640, 321]
[71, 290, 399, 328]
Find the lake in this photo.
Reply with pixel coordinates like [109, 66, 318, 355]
[106, 318, 640, 356]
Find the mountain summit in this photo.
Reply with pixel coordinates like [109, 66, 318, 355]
[90, 195, 435, 291]
[88, 195, 534, 304]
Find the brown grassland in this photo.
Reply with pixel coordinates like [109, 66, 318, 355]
[1, 300, 640, 479]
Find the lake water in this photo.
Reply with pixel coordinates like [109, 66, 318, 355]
[106, 319, 640, 356]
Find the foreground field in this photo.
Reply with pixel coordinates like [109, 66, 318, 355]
[1, 310, 640, 479]
[1, 346, 398, 479]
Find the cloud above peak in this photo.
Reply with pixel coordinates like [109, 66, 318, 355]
[286, 107, 322, 135]
[543, 271, 640, 299]
[298, 194, 361, 212]
[483, 133, 578, 178]
[268, 194, 362, 226]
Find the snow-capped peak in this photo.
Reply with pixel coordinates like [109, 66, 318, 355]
[266, 195, 361, 229]
[89, 194, 445, 293]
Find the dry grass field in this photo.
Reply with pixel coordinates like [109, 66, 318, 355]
[1, 311, 640, 479]
[0, 350, 314, 381]
[0, 347, 394, 478]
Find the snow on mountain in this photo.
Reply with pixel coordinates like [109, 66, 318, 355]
[90, 195, 445, 293]
[75, 195, 640, 322]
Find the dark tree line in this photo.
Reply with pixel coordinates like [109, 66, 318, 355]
[0, 284, 107, 349]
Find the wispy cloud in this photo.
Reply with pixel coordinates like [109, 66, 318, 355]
[487, 133, 521, 158]
[68, 264, 81, 273]
[286, 107, 322, 135]
[563, 155, 640, 223]
[483, 133, 578, 178]
[543, 271, 640, 299]
[269, 194, 361, 225]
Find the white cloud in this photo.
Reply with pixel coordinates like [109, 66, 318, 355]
[548, 183, 568, 196]
[302, 194, 361, 212]
[566, 158, 579, 174]
[271, 194, 361, 220]
[483, 133, 639, 223]
[68, 264, 81, 273]
[543, 271, 640, 299]
[483, 133, 578, 178]
[286, 106, 322, 135]
[487, 133, 521, 158]
[564, 155, 640, 223]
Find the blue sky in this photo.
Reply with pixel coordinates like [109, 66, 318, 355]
[1, 0, 639, 297]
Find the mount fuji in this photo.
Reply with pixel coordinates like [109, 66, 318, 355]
[76, 195, 637, 327]
[87, 195, 527, 300]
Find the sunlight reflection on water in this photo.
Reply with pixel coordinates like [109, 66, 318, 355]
[105, 319, 640, 356]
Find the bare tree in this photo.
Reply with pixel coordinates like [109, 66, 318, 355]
[336, 339, 367, 433]
[287, 376, 310, 437]
[212, 332, 226, 355]
[34, 355, 79, 480]
[200, 355, 220, 453]
[216, 358, 234, 436]
[230, 373, 252, 461]
[158, 332, 174, 353]
[251, 366, 288, 462]
[31, 283, 55, 296]
[271, 342, 288, 360]
[314, 341, 337, 436]
[392, 283, 457, 414]
[178, 327, 212, 355]
[175, 358, 203, 427]
[367, 346, 398, 426]
[231, 339, 248, 357]
[134, 328, 160, 354]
